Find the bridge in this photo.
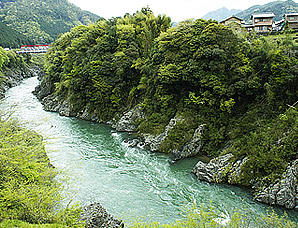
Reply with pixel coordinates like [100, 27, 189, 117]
[18, 45, 51, 54]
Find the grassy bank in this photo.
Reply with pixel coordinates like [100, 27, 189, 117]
[129, 203, 297, 228]
[0, 118, 83, 227]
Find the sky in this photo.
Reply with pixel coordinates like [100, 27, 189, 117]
[67, 0, 293, 22]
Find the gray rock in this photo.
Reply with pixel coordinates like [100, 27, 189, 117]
[112, 106, 144, 132]
[194, 153, 298, 210]
[254, 159, 298, 209]
[227, 157, 249, 184]
[142, 115, 183, 152]
[1, 66, 41, 98]
[41, 94, 75, 117]
[80, 202, 124, 228]
[192, 153, 249, 185]
[171, 124, 205, 160]
[33, 77, 55, 100]
[192, 153, 234, 183]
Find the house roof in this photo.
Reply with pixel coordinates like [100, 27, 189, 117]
[251, 13, 275, 19]
[220, 15, 243, 24]
[284, 13, 298, 17]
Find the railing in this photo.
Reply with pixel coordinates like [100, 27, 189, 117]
[17, 45, 51, 54]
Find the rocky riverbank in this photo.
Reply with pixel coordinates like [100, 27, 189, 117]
[192, 153, 298, 210]
[80, 203, 124, 228]
[34, 75, 298, 212]
[0, 64, 41, 99]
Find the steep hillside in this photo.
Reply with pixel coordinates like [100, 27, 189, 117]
[236, 0, 298, 22]
[0, 0, 100, 44]
[0, 21, 33, 48]
[202, 7, 242, 22]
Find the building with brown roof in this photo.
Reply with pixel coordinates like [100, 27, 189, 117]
[220, 15, 244, 32]
[284, 13, 298, 30]
[251, 13, 275, 32]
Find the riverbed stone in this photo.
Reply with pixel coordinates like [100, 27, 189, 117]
[80, 202, 124, 228]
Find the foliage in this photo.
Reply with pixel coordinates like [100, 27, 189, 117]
[159, 111, 198, 153]
[0, 219, 68, 227]
[0, 118, 83, 226]
[0, 0, 100, 44]
[42, 8, 298, 187]
[0, 21, 32, 48]
[129, 203, 297, 228]
[0, 47, 8, 70]
[228, 103, 298, 185]
[43, 7, 171, 121]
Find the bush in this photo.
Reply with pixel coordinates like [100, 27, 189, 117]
[129, 203, 297, 228]
[0, 118, 83, 227]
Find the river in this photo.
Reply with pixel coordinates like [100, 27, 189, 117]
[1, 76, 298, 225]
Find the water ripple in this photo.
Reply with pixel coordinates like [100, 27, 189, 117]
[1, 77, 298, 225]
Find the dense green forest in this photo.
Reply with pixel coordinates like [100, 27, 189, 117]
[0, 21, 33, 48]
[0, 0, 100, 45]
[40, 7, 298, 189]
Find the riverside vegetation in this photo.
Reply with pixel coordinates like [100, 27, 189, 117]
[0, 47, 84, 227]
[38, 7, 298, 189]
[1, 7, 298, 227]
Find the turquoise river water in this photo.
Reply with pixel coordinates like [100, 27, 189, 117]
[1, 77, 298, 225]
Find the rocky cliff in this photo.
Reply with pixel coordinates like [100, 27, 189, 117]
[0, 65, 41, 99]
[192, 153, 298, 210]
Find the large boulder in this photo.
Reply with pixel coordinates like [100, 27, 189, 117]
[192, 153, 234, 183]
[142, 115, 183, 152]
[112, 106, 144, 132]
[254, 159, 298, 209]
[192, 153, 248, 184]
[80, 202, 124, 228]
[171, 124, 205, 160]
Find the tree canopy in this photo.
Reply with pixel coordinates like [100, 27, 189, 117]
[42, 8, 298, 187]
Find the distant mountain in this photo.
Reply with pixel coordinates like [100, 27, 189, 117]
[202, 7, 242, 22]
[0, 21, 33, 48]
[236, 0, 298, 22]
[0, 0, 101, 45]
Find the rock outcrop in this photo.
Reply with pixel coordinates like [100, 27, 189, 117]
[33, 76, 55, 101]
[0, 66, 40, 98]
[171, 124, 205, 160]
[192, 153, 236, 183]
[80, 202, 124, 228]
[142, 115, 183, 152]
[191, 153, 248, 185]
[192, 154, 298, 210]
[112, 105, 144, 132]
[41, 93, 74, 117]
[254, 159, 298, 210]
